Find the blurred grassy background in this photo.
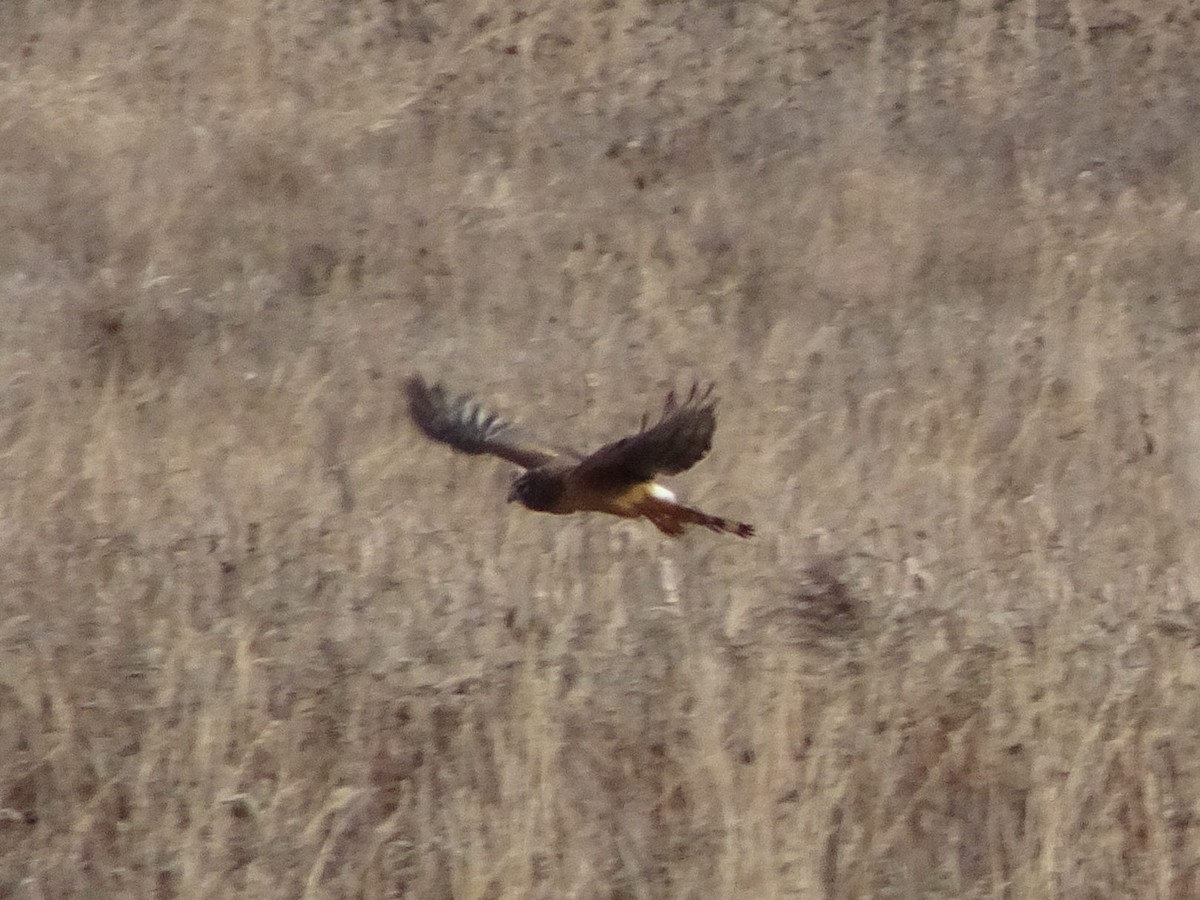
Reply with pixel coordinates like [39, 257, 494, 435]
[3, 1, 1200, 897]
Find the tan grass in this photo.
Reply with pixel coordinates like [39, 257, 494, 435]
[3, 1, 1200, 897]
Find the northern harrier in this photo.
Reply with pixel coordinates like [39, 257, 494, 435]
[406, 376, 754, 538]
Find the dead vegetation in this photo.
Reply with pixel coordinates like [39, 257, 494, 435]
[3, 1, 1200, 897]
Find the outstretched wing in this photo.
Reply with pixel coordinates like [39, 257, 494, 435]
[406, 376, 564, 470]
[573, 383, 717, 489]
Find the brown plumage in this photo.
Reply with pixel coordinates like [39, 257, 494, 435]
[405, 376, 754, 538]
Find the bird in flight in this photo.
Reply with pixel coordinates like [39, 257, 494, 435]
[406, 376, 754, 538]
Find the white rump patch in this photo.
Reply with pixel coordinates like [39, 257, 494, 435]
[649, 483, 677, 503]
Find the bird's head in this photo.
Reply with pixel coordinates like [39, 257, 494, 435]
[507, 469, 564, 512]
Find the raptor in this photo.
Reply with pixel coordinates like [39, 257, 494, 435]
[406, 376, 754, 538]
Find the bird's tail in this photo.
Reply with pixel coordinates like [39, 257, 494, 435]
[640, 497, 754, 538]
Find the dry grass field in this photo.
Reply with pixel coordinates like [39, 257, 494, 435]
[4, 1, 1200, 897]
